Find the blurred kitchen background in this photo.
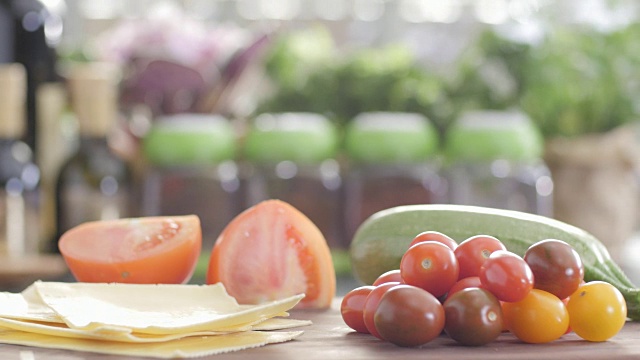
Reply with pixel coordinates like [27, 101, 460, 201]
[2, 0, 640, 292]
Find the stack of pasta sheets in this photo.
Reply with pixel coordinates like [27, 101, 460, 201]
[0, 281, 310, 358]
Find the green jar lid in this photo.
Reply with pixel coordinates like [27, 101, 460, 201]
[344, 112, 439, 163]
[143, 114, 236, 165]
[445, 110, 543, 162]
[244, 112, 338, 163]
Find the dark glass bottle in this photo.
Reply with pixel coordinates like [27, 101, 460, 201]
[0, 0, 60, 154]
[52, 63, 132, 251]
[0, 63, 41, 256]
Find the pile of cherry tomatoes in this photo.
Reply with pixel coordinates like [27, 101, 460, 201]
[341, 231, 628, 347]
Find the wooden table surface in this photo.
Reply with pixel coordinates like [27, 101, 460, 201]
[0, 298, 639, 360]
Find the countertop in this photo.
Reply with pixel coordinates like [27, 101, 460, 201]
[0, 298, 639, 360]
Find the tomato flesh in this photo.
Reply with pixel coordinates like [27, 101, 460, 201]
[59, 215, 202, 284]
[207, 200, 336, 309]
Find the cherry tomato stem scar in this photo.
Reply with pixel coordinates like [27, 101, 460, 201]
[422, 258, 432, 270]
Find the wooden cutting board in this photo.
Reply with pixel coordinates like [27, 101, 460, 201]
[0, 298, 638, 359]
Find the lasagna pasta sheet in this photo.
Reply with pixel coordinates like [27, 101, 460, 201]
[0, 282, 309, 358]
[33, 281, 304, 334]
[0, 328, 303, 358]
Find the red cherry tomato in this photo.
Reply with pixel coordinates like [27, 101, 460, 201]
[480, 250, 534, 303]
[340, 286, 375, 333]
[454, 235, 506, 280]
[363, 282, 401, 339]
[409, 231, 458, 251]
[447, 276, 483, 298]
[373, 269, 403, 286]
[400, 242, 459, 298]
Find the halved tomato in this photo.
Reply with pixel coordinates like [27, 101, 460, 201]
[206, 199, 336, 309]
[59, 215, 202, 284]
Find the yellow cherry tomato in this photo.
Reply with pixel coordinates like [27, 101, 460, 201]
[566, 281, 627, 342]
[502, 289, 569, 343]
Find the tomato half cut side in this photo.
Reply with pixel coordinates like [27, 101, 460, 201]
[59, 215, 202, 284]
[206, 199, 336, 309]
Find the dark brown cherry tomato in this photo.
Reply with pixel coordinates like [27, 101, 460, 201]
[479, 250, 534, 303]
[523, 239, 584, 300]
[362, 282, 401, 339]
[400, 241, 459, 298]
[443, 287, 503, 346]
[454, 235, 506, 280]
[340, 286, 375, 333]
[409, 231, 458, 251]
[374, 284, 445, 347]
[373, 269, 403, 286]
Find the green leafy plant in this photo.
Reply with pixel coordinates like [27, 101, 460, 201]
[258, 23, 640, 139]
[258, 28, 446, 130]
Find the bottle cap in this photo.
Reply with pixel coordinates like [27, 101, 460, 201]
[66, 62, 120, 136]
[345, 112, 439, 163]
[244, 112, 338, 163]
[445, 110, 543, 162]
[143, 114, 236, 165]
[0, 63, 27, 138]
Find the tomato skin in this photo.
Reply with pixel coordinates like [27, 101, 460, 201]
[207, 200, 335, 309]
[479, 250, 534, 303]
[341, 286, 375, 333]
[454, 235, 506, 280]
[443, 287, 503, 346]
[373, 269, 403, 286]
[374, 284, 445, 347]
[409, 231, 457, 251]
[502, 289, 569, 344]
[363, 282, 401, 339]
[59, 215, 201, 284]
[524, 239, 584, 300]
[400, 242, 459, 298]
[447, 276, 483, 299]
[566, 281, 627, 342]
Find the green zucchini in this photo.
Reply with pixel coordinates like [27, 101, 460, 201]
[349, 204, 640, 320]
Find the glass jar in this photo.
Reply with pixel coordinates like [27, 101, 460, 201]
[444, 110, 553, 216]
[140, 113, 242, 253]
[343, 112, 445, 243]
[243, 112, 344, 249]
